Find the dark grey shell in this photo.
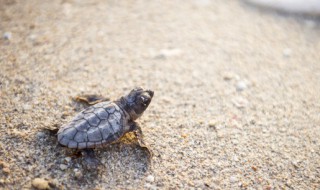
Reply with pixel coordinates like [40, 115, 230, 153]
[57, 101, 127, 149]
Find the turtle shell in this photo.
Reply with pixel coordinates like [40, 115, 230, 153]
[57, 101, 127, 149]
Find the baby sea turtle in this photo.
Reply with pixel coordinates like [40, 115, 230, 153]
[57, 87, 154, 166]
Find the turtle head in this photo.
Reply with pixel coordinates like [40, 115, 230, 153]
[121, 87, 154, 120]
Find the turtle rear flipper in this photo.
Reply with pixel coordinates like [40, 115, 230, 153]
[74, 94, 110, 105]
[82, 149, 104, 169]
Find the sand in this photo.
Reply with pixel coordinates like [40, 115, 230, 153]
[0, 0, 319, 189]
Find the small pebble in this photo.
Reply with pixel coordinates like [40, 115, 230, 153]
[181, 134, 188, 138]
[230, 176, 238, 183]
[32, 178, 49, 190]
[235, 81, 247, 91]
[65, 157, 71, 162]
[23, 104, 32, 111]
[36, 132, 46, 139]
[233, 156, 239, 162]
[144, 183, 157, 190]
[208, 120, 217, 128]
[2, 167, 10, 174]
[28, 34, 37, 41]
[283, 48, 292, 57]
[155, 48, 182, 59]
[59, 164, 68, 170]
[223, 72, 236, 81]
[223, 75, 232, 81]
[74, 169, 82, 178]
[146, 175, 155, 182]
[49, 179, 59, 188]
[0, 161, 9, 168]
[292, 161, 299, 168]
[264, 185, 272, 190]
[231, 139, 239, 145]
[188, 181, 195, 187]
[279, 128, 287, 132]
[3, 32, 12, 40]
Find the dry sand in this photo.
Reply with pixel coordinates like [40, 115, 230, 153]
[0, 0, 320, 189]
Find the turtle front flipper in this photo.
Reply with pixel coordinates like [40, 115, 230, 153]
[129, 122, 153, 158]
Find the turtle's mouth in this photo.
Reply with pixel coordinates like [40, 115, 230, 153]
[146, 90, 154, 98]
[143, 99, 151, 107]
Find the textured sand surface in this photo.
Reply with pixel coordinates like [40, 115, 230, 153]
[0, 0, 320, 189]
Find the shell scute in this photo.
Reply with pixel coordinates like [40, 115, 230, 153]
[59, 136, 70, 146]
[58, 102, 126, 149]
[94, 108, 109, 120]
[87, 114, 101, 127]
[87, 142, 95, 147]
[99, 120, 113, 140]
[73, 112, 84, 121]
[106, 106, 116, 114]
[87, 127, 103, 142]
[78, 142, 87, 149]
[68, 141, 78, 148]
[74, 131, 87, 143]
[75, 119, 89, 132]
[62, 127, 77, 140]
